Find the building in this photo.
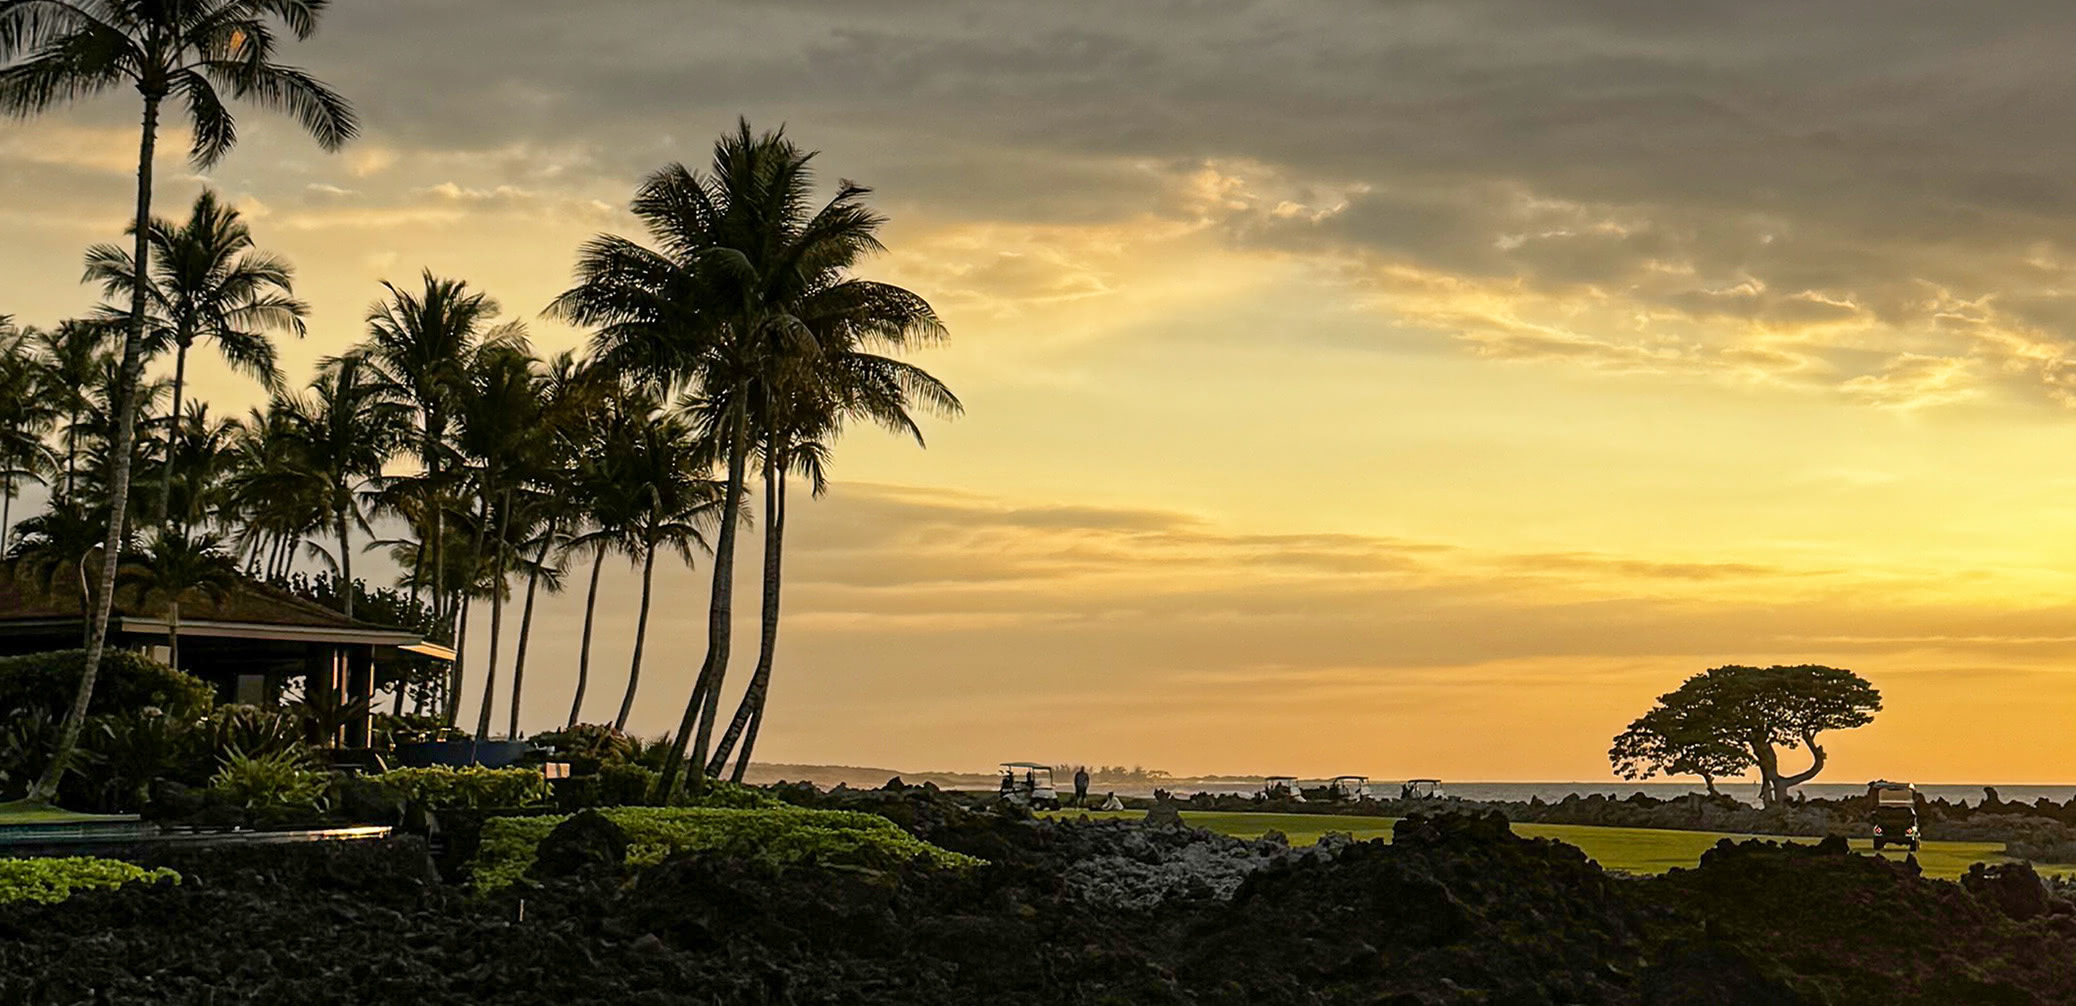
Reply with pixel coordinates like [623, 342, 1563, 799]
[0, 570, 453, 748]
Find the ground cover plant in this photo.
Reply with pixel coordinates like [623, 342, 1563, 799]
[470, 805, 982, 889]
[0, 856, 177, 905]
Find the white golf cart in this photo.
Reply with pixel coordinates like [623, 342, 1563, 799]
[1259, 775, 1305, 802]
[1400, 778, 1447, 800]
[998, 761, 1060, 810]
[1328, 775, 1371, 801]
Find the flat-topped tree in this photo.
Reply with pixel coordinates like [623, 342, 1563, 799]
[1, 0, 356, 805]
[1612, 664, 1881, 807]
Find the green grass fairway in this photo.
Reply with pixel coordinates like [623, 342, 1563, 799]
[0, 801, 136, 825]
[1041, 809, 2067, 880]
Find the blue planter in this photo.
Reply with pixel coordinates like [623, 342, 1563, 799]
[394, 739, 530, 769]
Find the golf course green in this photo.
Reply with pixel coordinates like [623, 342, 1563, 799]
[1041, 809, 2069, 880]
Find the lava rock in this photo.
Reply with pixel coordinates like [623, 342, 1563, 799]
[530, 809, 628, 879]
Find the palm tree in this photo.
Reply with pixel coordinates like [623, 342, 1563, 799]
[279, 354, 411, 619]
[553, 119, 935, 797]
[153, 400, 238, 530]
[504, 350, 600, 738]
[219, 402, 320, 580]
[34, 320, 117, 502]
[116, 526, 237, 672]
[2, 0, 356, 805]
[0, 322, 58, 552]
[361, 272, 512, 658]
[5, 500, 108, 627]
[604, 408, 717, 734]
[83, 188, 306, 528]
[454, 342, 545, 740]
[558, 382, 655, 727]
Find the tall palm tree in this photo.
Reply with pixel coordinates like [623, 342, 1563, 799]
[504, 350, 599, 738]
[704, 346, 961, 780]
[361, 272, 512, 658]
[558, 382, 656, 727]
[454, 342, 544, 741]
[552, 119, 936, 797]
[34, 320, 117, 502]
[83, 188, 306, 528]
[116, 526, 236, 672]
[219, 401, 320, 580]
[279, 354, 411, 619]
[2, 0, 356, 805]
[603, 408, 717, 734]
[0, 322, 58, 552]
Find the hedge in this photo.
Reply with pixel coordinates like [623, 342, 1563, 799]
[377, 766, 552, 809]
[0, 856, 180, 904]
[471, 806, 983, 890]
[0, 649, 214, 720]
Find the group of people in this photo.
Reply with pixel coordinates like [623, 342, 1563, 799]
[997, 765, 1124, 810]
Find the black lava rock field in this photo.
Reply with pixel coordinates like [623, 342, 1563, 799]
[5, 798, 2076, 1004]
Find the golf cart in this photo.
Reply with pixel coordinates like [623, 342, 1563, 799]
[1259, 776, 1305, 802]
[1867, 780, 1920, 852]
[999, 762, 1060, 810]
[1400, 778, 1447, 800]
[1328, 775, 1371, 802]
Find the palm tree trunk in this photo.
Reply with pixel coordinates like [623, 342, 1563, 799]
[154, 341, 190, 529]
[446, 594, 471, 725]
[62, 407, 79, 501]
[427, 427, 444, 624]
[473, 489, 508, 742]
[568, 543, 605, 728]
[1, 476, 13, 554]
[657, 399, 750, 801]
[30, 93, 162, 803]
[445, 491, 488, 728]
[337, 513, 354, 620]
[166, 599, 181, 672]
[615, 538, 659, 732]
[710, 446, 784, 776]
[508, 533, 551, 739]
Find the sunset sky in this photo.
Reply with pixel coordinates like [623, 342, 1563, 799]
[10, 1, 2076, 783]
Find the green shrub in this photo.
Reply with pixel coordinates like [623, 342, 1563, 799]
[673, 778, 780, 809]
[0, 649, 214, 720]
[209, 748, 330, 811]
[0, 856, 179, 904]
[198, 705, 305, 764]
[377, 765, 550, 809]
[470, 806, 983, 890]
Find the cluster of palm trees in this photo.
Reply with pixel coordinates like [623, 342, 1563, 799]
[1, 1, 958, 803]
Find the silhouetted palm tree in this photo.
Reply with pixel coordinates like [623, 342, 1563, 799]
[34, 320, 117, 502]
[558, 382, 658, 728]
[117, 527, 237, 672]
[83, 189, 306, 527]
[0, 322, 57, 552]
[279, 354, 411, 619]
[5, 500, 108, 624]
[361, 272, 513, 653]
[2, 0, 355, 804]
[455, 342, 545, 740]
[553, 119, 933, 796]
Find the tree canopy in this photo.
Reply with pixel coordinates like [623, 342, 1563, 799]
[1609, 664, 1880, 806]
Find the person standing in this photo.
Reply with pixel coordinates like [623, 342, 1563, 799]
[1073, 766, 1091, 807]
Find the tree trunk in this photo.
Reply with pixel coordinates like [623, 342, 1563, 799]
[657, 398, 749, 801]
[337, 513, 354, 620]
[508, 532, 551, 739]
[166, 599, 181, 671]
[62, 407, 78, 501]
[614, 539, 658, 732]
[475, 488, 511, 741]
[710, 446, 784, 776]
[447, 596, 470, 725]
[30, 92, 162, 803]
[1749, 739, 1784, 808]
[154, 340, 190, 529]
[1773, 732, 1827, 797]
[567, 543, 605, 728]
[444, 490, 488, 728]
[2, 477, 12, 554]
